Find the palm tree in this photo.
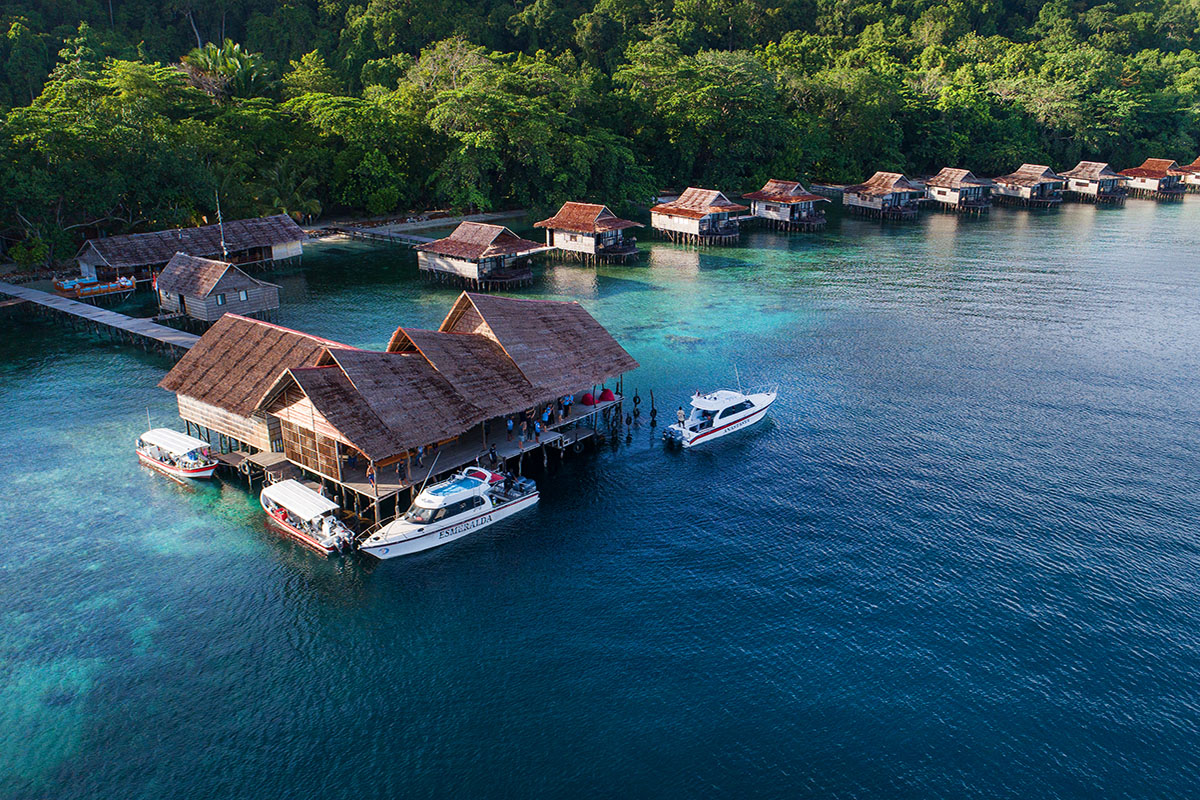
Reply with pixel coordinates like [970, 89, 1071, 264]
[182, 39, 275, 100]
[254, 161, 322, 222]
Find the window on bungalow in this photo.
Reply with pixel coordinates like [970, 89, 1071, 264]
[239, 289, 248, 301]
[215, 293, 226, 306]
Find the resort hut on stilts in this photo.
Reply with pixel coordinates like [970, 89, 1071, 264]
[1060, 162, 1128, 204]
[650, 188, 747, 245]
[923, 169, 994, 214]
[415, 222, 547, 290]
[1118, 159, 1187, 200]
[1173, 157, 1200, 192]
[534, 202, 643, 264]
[741, 180, 829, 231]
[155, 253, 281, 328]
[991, 165, 1065, 207]
[842, 172, 925, 220]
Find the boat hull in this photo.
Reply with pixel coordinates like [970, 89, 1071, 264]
[361, 492, 539, 559]
[261, 506, 338, 556]
[137, 449, 217, 479]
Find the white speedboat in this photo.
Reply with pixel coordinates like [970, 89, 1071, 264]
[360, 467, 538, 559]
[136, 428, 218, 479]
[663, 387, 777, 448]
[260, 479, 355, 555]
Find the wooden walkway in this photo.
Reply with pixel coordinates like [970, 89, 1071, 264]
[324, 228, 435, 246]
[0, 281, 198, 357]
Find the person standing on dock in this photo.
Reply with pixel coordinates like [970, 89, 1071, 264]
[518, 421, 527, 451]
[416, 445, 425, 467]
[563, 394, 572, 417]
[541, 406, 551, 428]
[488, 444, 499, 468]
[534, 419, 542, 443]
[506, 416, 514, 441]
[366, 463, 376, 488]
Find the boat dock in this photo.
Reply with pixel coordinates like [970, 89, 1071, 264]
[0, 281, 198, 357]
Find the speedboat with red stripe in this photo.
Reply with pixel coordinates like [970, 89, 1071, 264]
[260, 479, 355, 555]
[360, 467, 538, 559]
[136, 428, 218, 479]
[663, 387, 777, 448]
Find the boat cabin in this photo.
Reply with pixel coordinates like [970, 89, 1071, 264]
[741, 180, 829, 231]
[992, 164, 1064, 207]
[924, 168, 994, 213]
[534, 202, 643, 264]
[415, 222, 544, 290]
[76, 214, 306, 281]
[156, 253, 280, 325]
[650, 188, 747, 245]
[1119, 159, 1187, 199]
[1060, 162, 1128, 204]
[136, 427, 217, 479]
[842, 172, 925, 220]
[260, 479, 354, 553]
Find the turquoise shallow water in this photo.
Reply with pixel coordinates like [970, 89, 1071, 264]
[2, 200, 1200, 798]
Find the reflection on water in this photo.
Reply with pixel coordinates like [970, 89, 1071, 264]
[1, 199, 1200, 798]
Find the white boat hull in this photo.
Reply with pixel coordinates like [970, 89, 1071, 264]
[262, 508, 337, 555]
[361, 492, 539, 559]
[137, 449, 217, 479]
[672, 393, 775, 448]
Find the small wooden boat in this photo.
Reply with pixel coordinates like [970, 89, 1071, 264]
[360, 467, 538, 559]
[54, 276, 136, 302]
[136, 428, 218, 479]
[259, 479, 355, 555]
[663, 387, 777, 448]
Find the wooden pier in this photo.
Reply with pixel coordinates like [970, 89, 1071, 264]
[0, 281, 198, 357]
[324, 227, 435, 247]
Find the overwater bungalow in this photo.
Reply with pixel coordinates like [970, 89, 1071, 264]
[161, 292, 638, 525]
[159, 314, 346, 455]
[741, 180, 829, 231]
[991, 164, 1064, 207]
[533, 202, 643, 264]
[1173, 157, 1200, 192]
[1060, 162, 1128, 204]
[650, 188, 747, 245]
[76, 214, 306, 282]
[842, 172, 925, 220]
[924, 169, 994, 214]
[1119, 159, 1187, 200]
[415, 222, 545, 290]
[156, 253, 281, 326]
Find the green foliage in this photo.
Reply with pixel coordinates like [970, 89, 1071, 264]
[0, 0, 1199, 262]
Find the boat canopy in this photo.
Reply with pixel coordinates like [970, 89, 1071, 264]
[417, 475, 485, 507]
[690, 390, 746, 411]
[261, 480, 340, 521]
[141, 428, 211, 456]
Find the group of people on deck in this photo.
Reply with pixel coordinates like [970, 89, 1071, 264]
[504, 395, 575, 451]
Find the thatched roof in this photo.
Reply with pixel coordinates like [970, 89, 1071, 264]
[440, 292, 639, 398]
[650, 188, 747, 219]
[844, 172, 924, 197]
[416, 222, 542, 261]
[1060, 161, 1124, 181]
[1179, 157, 1200, 173]
[78, 215, 306, 269]
[534, 202, 642, 234]
[1119, 158, 1180, 179]
[155, 253, 277, 298]
[388, 328, 541, 417]
[742, 180, 827, 203]
[159, 314, 346, 416]
[925, 168, 994, 189]
[994, 164, 1063, 187]
[260, 348, 495, 461]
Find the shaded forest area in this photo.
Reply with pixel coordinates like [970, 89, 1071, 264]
[1, 0, 1198, 264]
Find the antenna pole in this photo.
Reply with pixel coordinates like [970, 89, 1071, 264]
[215, 190, 228, 258]
[416, 450, 441, 498]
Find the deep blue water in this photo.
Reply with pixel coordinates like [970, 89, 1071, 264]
[2, 200, 1200, 798]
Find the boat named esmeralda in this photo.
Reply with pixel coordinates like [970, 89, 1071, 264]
[361, 467, 538, 559]
[663, 388, 777, 448]
[136, 428, 218, 479]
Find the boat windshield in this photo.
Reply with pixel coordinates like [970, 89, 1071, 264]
[404, 504, 440, 524]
